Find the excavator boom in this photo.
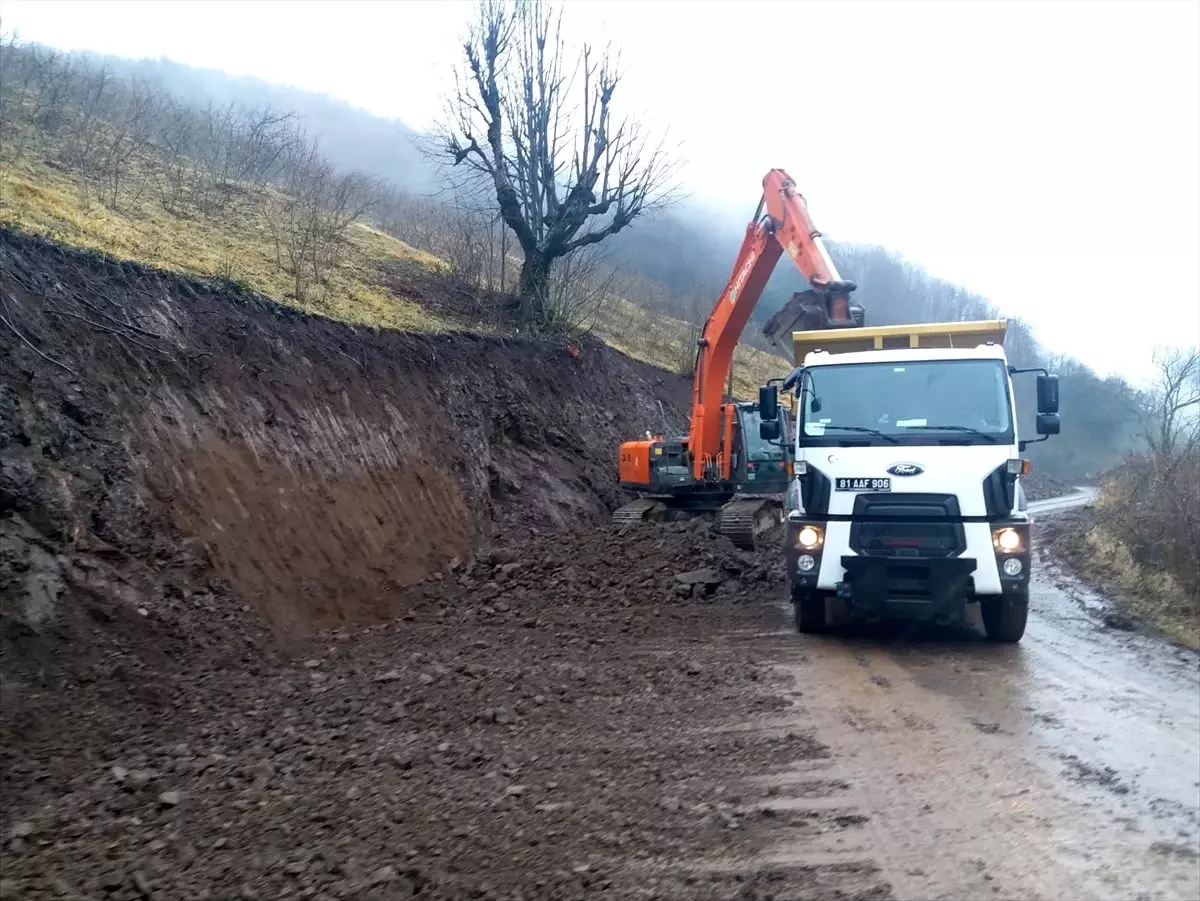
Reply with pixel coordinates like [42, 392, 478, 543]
[688, 169, 857, 480]
[615, 168, 861, 550]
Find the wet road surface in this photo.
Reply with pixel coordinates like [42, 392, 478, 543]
[729, 488, 1200, 900]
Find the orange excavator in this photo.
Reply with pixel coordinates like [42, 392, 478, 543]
[614, 168, 865, 549]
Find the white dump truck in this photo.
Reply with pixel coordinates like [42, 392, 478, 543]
[755, 319, 1061, 643]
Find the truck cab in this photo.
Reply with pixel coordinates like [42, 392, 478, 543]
[758, 320, 1061, 643]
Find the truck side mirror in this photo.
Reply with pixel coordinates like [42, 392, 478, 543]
[1036, 374, 1059, 414]
[758, 384, 779, 421]
[1036, 412, 1061, 436]
[760, 420, 781, 441]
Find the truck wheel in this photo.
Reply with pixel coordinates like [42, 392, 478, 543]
[981, 592, 1028, 643]
[792, 586, 827, 634]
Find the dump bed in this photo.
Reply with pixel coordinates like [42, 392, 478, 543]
[790, 319, 1008, 366]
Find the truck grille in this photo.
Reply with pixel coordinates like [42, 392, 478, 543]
[849, 493, 966, 558]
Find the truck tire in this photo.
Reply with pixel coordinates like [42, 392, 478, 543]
[792, 586, 827, 634]
[981, 592, 1028, 643]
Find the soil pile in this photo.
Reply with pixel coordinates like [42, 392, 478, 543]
[409, 519, 784, 619]
[1023, 469, 1072, 501]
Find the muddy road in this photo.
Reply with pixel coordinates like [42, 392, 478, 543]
[733, 489, 1200, 900]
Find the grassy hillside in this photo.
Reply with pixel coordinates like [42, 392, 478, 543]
[0, 155, 786, 400]
[0, 34, 791, 403]
[0, 156, 446, 332]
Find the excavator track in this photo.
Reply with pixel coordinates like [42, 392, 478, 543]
[612, 497, 666, 527]
[717, 497, 783, 551]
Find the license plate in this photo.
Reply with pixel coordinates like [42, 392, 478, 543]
[835, 477, 892, 492]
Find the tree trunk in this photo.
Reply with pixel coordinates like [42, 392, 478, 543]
[500, 229, 508, 293]
[518, 251, 553, 326]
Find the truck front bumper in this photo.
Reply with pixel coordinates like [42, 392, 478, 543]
[836, 555, 977, 620]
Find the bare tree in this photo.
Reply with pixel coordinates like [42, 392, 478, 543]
[228, 104, 297, 190]
[155, 97, 201, 210]
[541, 243, 616, 332]
[189, 100, 240, 213]
[29, 46, 76, 134]
[58, 62, 117, 206]
[374, 187, 445, 254]
[265, 135, 327, 300]
[1133, 347, 1200, 456]
[314, 168, 380, 281]
[0, 28, 21, 152]
[437, 0, 679, 329]
[669, 277, 718, 375]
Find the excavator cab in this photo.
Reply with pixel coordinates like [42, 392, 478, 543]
[730, 402, 792, 495]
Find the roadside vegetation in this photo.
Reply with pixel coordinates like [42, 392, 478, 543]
[1060, 349, 1200, 648]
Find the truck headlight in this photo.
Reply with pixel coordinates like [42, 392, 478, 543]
[797, 526, 823, 549]
[993, 528, 1022, 553]
[1002, 558, 1024, 577]
[797, 554, 816, 572]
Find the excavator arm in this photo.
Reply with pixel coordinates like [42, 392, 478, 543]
[688, 168, 858, 480]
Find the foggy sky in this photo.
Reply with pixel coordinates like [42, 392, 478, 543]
[2, 0, 1196, 385]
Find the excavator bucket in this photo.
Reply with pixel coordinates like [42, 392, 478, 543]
[762, 290, 863, 353]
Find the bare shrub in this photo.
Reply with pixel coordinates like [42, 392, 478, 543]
[541, 245, 616, 334]
[1093, 347, 1200, 615]
[1112, 454, 1198, 586]
[264, 133, 379, 301]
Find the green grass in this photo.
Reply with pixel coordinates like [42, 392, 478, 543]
[0, 148, 791, 395]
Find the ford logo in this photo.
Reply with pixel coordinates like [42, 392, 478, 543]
[887, 463, 924, 477]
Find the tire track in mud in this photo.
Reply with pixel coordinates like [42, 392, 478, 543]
[619, 626, 898, 901]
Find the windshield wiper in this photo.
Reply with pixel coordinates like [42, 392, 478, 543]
[900, 424, 998, 443]
[817, 424, 899, 444]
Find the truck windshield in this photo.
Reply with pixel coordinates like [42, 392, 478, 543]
[800, 359, 1013, 445]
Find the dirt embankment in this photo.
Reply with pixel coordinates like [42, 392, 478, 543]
[0, 227, 691, 650]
